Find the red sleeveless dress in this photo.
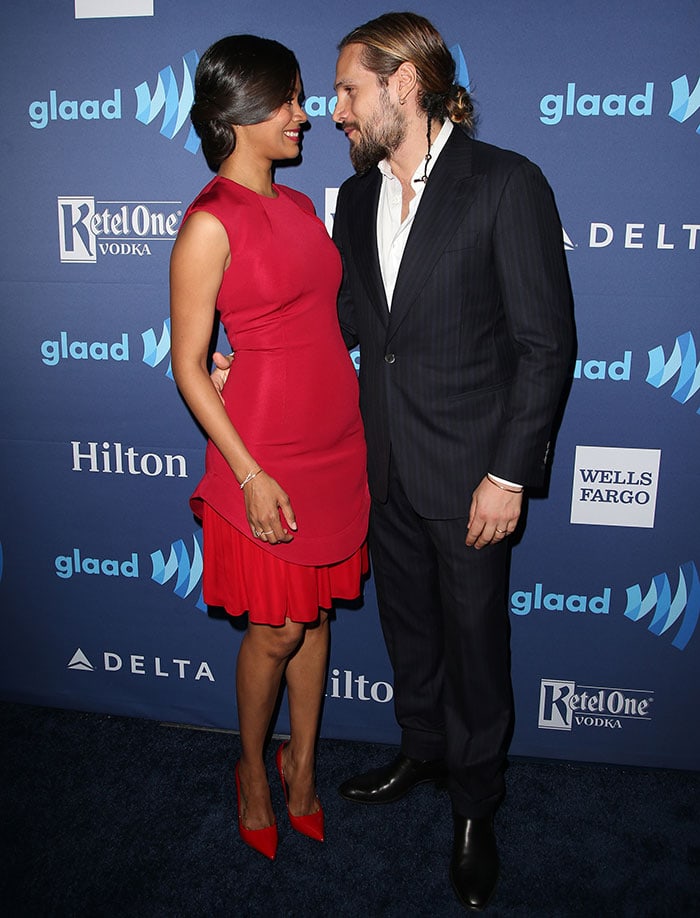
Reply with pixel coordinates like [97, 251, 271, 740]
[183, 177, 369, 624]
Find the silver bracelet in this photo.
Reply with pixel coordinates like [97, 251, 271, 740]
[487, 473, 523, 494]
[239, 467, 262, 489]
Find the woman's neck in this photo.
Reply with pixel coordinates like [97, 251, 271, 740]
[218, 154, 276, 198]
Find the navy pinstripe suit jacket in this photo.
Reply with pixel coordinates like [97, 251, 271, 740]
[334, 127, 575, 519]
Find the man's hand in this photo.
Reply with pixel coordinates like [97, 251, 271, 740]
[466, 476, 522, 549]
[210, 351, 233, 403]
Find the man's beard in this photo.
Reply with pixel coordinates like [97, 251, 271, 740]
[347, 88, 406, 173]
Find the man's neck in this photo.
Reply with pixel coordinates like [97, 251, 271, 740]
[386, 117, 443, 186]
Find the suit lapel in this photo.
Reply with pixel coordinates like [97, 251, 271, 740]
[388, 129, 482, 340]
[347, 168, 389, 324]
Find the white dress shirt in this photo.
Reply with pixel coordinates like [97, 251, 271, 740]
[376, 119, 453, 310]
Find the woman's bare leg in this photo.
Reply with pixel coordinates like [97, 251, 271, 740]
[235, 619, 305, 829]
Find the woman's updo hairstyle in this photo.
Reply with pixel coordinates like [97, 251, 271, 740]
[190, 35, 299, 172]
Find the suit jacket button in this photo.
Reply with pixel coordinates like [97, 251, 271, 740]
[384, 353, 396, 364]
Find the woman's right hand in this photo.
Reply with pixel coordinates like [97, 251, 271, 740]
[243, 471, 297, 544]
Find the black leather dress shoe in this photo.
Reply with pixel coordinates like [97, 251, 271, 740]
[338, 753, 447, 804]
[449, 813, 499, 911]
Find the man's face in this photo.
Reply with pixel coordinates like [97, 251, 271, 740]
[333, 43, 406, 173]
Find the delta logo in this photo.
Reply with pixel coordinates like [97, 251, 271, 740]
[563, 221, 699, 252]
[67, 647, 214, 682]
[511, 561, 699, 651]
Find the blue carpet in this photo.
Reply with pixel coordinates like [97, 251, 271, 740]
[1, 702, 698, 916]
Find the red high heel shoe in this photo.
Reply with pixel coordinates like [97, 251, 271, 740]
[234, 762, 278, 860]
[276, 742, 325, 842]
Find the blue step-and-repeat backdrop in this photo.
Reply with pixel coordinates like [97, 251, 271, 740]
[1, 0, 698, 770]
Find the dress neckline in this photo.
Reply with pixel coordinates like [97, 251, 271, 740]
[215, 174, 280, 200]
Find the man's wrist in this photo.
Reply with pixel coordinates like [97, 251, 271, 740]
[487, 473, 523, 493]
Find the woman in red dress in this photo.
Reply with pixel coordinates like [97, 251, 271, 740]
[169, 35, 369, 860]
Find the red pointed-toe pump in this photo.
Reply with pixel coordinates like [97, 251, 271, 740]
[276, 742, 324, 842]
[234, 761, 278, 860]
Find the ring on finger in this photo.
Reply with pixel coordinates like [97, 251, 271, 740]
[496, 528, 507, 534]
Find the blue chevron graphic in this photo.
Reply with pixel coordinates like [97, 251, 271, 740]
[450, 44, 470, 91]
[134, 50, 201, 153]
[151, 531, 206, 611]
[646, 331, 700, 414]
[142, 318, 173, 380]
[668, 74, 700, 135]
[623, 561, 700, 650]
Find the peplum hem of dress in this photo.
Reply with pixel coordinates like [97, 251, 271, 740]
[200, 502, 368, 624]
[191, 470, 369, 568]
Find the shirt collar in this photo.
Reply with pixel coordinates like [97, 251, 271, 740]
[378, 119, 454, 182]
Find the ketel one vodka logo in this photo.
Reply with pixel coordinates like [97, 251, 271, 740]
[57, 197, 181, 263]
[538, 679, 654, 732]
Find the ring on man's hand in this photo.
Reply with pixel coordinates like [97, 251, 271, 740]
[496, 528, 507, 533]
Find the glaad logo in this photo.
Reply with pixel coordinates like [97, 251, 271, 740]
[142, 318, 173, 379]
[668, 75, 700, 136]
[29, 90, 122, 130]
[54, 535, 205, 612]
[511, 583, 610, 616]
[574, 350, 631, 382]
[540, 82, 653, 125]
[624, 561, 700, 651]
[151, 532, 206, 612]
[67, 647, 214, 681]
[41, 332, 129, 367]
[540, 74, 700, 137]
[135, 50, 200, 153]
[55, 548, 139, 579]
[57, 196, 181, 263]
[450, 44, 470, 92]
[646, 331, 700, 415]
[538, 679, 654, 732]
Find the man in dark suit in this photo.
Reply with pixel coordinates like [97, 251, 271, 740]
[331, 12, 574, 910]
